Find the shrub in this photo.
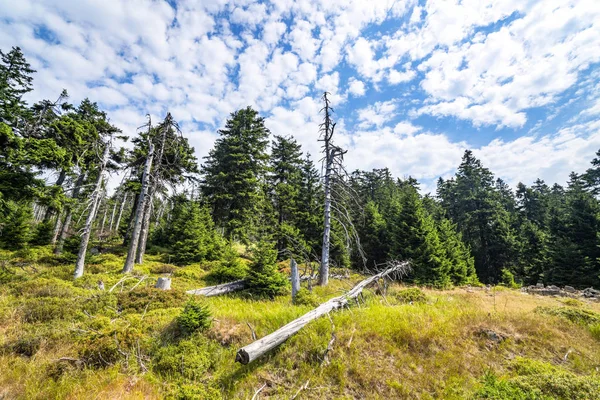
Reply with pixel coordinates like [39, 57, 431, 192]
[177, 299, 212, 335]
[206, 246, 247, 283]
[19, 297, 77, 322]
[166, 383, 221, 400]
[293, 288, 319, 307]
[117, 287, 188, 313]
[396, 287, 428, 304]
[245, 240, 288, 298]
[79, 336, 121, 368]
[152, 335, 216, 380]
[6, 335, 42, 357]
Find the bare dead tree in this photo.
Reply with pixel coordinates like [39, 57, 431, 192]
[123, 117, 155, 273]
[318, 92, 366, 285]
[54, 172, 86, 255]
[74, 142, 111, 279]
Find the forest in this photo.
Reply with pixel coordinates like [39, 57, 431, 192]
[1, 46, 600, 399]
[1, 46, 599, 290]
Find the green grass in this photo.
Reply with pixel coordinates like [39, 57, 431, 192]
[0, 244, 599, 399]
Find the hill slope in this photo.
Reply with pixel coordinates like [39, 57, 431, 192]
[1, 246, 599, 399]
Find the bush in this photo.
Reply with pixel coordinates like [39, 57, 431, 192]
[6, 335, 42, 357]
[396, 287, 428, 304]
[293, 288, 319, 307]
[177, 299, 212, 335]
[79, 336, 121, 368]
[206, 246, 247, 283]
[166, 383, 221, 400]
[117, 287, 188, 313]
[19, 297, 77, 322]
[245, 241, 288, 298]
[152, 335, 216, 380]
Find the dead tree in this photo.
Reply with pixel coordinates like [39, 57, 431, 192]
[187, 280, 247, 297]
[74, 143, 111, 279]
[318, 92, 364, 286]
[123, 119, 155, 274]
[55, 172, 86, 255]
[114, 192, 128, 235]
[235, 261, 410, 364]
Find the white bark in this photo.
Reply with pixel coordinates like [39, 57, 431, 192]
[320, 150, 332, 286]
[187, 280, 247, 297]
[123, 142, 154, 273]
[50, 211, 63, 245]
[135, 196, 153, 264]
[235, 261, 410, 364]
[291, 258, 300, 298]
[74, 145, 110, 279]
[155, 277, 171, 290]
[108, 197, 118, 233]
[99, 199, 107, 236]
[114, 192, 128, 236]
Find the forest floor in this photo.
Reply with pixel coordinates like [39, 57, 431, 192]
[1, 245, 599, 399]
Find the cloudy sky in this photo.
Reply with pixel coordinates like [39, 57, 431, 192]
[1, 0, 600, 193]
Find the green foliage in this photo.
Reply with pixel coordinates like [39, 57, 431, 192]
[246, 240, 288, 298]
[396, 287, 429, 304]
[293, 288, 320, 306]
[201, 107, 270, 240]
[177, 298, 212, 335]
[117, 287, 188, 313]
[206, 245, 247, 283]
[152, 335, 216, 380]
[156, 197, 224, 264]
[0, 201, 33, 248]
[500, 269, 519, 289]
[19, 297, 77, 322]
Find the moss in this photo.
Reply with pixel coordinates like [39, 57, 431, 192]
[19, 297, 78, 322]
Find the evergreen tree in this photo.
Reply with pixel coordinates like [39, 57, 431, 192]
[201, 107, 270, 241]
[168, 199, 224, 264]
[0, 46, 35, 128]
[246, 240, 288, 298]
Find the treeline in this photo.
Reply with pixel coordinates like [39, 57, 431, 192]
[1, 46, 599, 289]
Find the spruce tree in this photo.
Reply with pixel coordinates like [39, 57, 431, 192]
[201, 107, 270, 241]
[246, 240, 288, 298]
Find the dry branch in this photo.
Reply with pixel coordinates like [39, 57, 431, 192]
[235, 261, 410, 364]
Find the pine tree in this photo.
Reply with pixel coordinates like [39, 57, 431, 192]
[0, 46, 35, 128]
[268, 135, 304, 256]
[0, 201, 33, 249]
[201, 107, 270, 241]
[246, 240, 288, 298]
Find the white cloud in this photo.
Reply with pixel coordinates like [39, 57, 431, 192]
[357, 100, 397, 128]
[347, 78, 366, 97]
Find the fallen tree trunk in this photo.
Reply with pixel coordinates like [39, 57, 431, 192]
[235, 261, 410, 364]
[186, 273, 350, 298]
[186, 280, 247, 297]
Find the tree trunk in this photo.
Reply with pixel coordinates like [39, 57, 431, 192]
[123, 193, 139, 246]
[135, 193, 153, 264]
[155, 277, 171, 290]
[114, 192, 128, 237]
[54, 173, 85, 255]
[319, 149, 332, 286]
[187, 280, 247, 297]
[235, 261, 410, 364]
[99, 199, 107, 237]
[74, 145, 110, 279]
[291, 258, 300, 298]
[123, 142, 154, 274]
[108, 197, 118, 233]
[50, 211, 63, 245]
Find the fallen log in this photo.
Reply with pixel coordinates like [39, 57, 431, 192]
[187, 273, 349, 298]
[235, 260, 410, 364]
[186, 279, 247, 297]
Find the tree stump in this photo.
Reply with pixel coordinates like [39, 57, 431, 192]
[155, 277, 171, 290]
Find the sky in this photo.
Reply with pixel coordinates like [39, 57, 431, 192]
[1, 0, 600, 193]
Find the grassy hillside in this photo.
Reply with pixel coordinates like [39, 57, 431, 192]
[1, 245, 599, 399]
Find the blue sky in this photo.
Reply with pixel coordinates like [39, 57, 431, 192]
[1, 0, 599, 193]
